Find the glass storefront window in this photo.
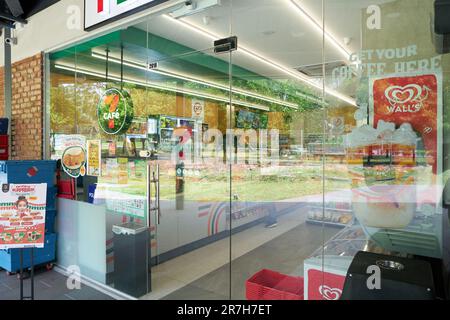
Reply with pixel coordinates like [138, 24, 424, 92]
[47, 0, 450, 300]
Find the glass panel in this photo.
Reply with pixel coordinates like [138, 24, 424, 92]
[228, 0, 329, 300]
[140, 7, 233, 300]
[323, 0, 448, 300]
[49, 3, 234, 299]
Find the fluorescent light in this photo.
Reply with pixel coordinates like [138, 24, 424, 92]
[91, 52, 308, 108]
[162, 14, 356, 106]
[54, 64, 269, 111]
[289, 0, 351, 60]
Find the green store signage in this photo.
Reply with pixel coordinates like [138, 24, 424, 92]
[97, 88, 134, 135]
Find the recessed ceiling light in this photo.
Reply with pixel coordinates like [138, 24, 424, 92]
[262, 30, 276, 36]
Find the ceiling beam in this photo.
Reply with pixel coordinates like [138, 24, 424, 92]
[0, 12, 27, 24]
[5, 0, 24, 17]
[24, 0, 60, 19]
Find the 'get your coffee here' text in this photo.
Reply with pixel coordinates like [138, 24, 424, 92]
[332, 45, 442, 82]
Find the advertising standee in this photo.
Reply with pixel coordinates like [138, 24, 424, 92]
[0, 184, 47, 249]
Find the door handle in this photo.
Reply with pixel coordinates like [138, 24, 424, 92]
[148, 163, 161, 225]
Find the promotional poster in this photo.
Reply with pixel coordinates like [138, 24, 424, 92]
[87, 140, 101, 177]
[0, 184, 47, 249]
[370, 72, 442, 175]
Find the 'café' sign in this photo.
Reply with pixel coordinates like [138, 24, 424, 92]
[97, 88, 134, 135]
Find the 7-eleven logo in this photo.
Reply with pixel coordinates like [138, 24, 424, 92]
[97, 0, 138, 14]
[97, 0, 109, 14]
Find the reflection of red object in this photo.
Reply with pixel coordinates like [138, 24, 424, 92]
[246, 269, 304, 300]
[174, 126, 192, 145]
[307, 269, 345, 300]
[27, 166, 38, 177]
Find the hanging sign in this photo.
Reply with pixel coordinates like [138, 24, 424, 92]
[97, 88, 134, 135]
[0, 184, 47, 249]
[85, 0, 166, 30]
[192, 99, 205, 120]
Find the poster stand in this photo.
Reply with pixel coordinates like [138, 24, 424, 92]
[19, 247, 35, 300]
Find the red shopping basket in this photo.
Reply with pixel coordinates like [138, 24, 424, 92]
[246, 269, 304, 300]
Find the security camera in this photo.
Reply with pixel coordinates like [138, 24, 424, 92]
[185, 0, 196, 10]
[4, 37, 17, 45]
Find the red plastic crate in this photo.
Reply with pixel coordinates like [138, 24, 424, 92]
[57, 178, 76, 200]
[0, 135, 7, 145]
[246, 269, 304, 300]
[0, 146, 8, 160]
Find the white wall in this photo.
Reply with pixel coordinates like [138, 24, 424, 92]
[0, 0, 184, 66]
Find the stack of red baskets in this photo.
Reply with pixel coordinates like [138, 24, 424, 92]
[246, 269, 304, 300]
[0, 118, 8, 160]
[0, 135, 8, 160]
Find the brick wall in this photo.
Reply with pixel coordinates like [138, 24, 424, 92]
[0, 53, 43, 160]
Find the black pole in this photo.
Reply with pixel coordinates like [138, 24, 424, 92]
[105, 48, 109, 84]
[19, 248, 23, 300]
[4, 27, 12, 157]
[30, 248, 34, 300]
[120, 45, 124, 90]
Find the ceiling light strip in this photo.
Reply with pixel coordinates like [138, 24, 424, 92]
[54, 64, 269, 111]
[91, 52, 302, 108]
[162, 14, 356, 106]
[289, 0, 351, 60]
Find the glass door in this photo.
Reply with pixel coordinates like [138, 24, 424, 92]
[141, 45, 234, 300]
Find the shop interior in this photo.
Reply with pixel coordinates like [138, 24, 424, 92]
[47, 0, 449, 300]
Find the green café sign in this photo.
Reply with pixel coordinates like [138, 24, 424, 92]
[97, 88, 134, 135]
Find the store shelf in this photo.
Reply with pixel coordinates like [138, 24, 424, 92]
[309, 206, 352, 213]
[306, 219, 350, 228]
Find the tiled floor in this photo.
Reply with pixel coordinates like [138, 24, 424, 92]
[0, 268, 114, 300]
[141, 206, 311, 300]
[162, 222, 340, 299]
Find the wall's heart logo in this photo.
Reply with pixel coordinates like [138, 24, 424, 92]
[319, 285, 342, 300]
[384, 84, 429, 113]
[385, 84, 422, 104]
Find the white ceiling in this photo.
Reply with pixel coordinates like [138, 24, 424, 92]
[135, 0, 395, 71]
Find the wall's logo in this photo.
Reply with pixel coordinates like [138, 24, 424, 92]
[384, 84, 430, 114]
[97, 88, 134, 135]
[319, 285, 342, 300]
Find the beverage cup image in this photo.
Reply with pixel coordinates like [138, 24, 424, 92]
[345, 121, 418, 229]
[352, 183, 416, 229]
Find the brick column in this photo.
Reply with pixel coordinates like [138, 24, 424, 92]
[0, 53, 43, 160]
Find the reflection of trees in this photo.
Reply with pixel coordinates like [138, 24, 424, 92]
[50, 78, 179, 136]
